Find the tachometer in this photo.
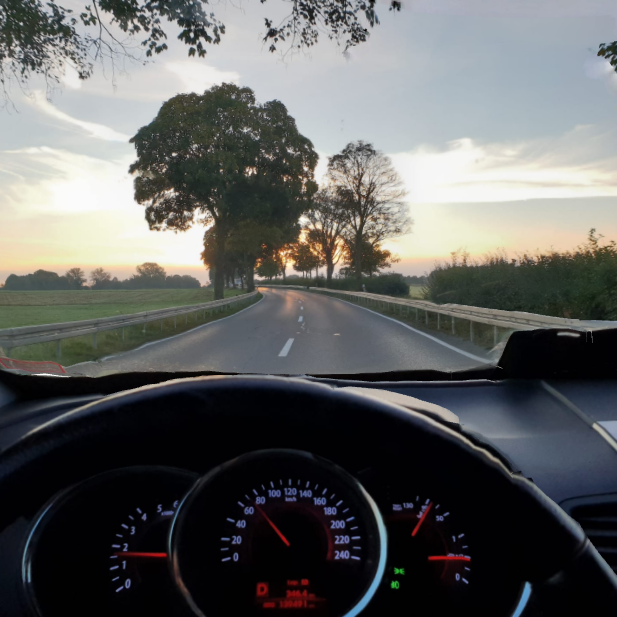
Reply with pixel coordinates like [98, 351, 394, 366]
[23, 467, 197, 617]
[171, 450, 386, 617]
[110, 499, 181, 596]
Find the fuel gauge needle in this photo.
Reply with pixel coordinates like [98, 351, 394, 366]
[411, 502, 433, 537]
[252, 501, 291, 547]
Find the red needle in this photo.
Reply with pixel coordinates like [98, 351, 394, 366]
[428, 556, 471, 562]
[253, 501, 291, 547]
[411, 502, 433, 537]
[114, 552, 167, 558]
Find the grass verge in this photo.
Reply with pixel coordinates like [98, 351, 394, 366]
[6, 293, 261, 367]
[0, 288, 247, 328]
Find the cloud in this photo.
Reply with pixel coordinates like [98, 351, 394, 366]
[165, 62, 240, 93]
[26, 92, 130, 142]
[390, 125, 617, 203]
[0, 147, 134, 214]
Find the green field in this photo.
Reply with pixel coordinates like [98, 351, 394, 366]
[0, 288, 246, 328]
[408, 285, 426, 299]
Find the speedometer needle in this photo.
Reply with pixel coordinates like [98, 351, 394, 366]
[411, 502, 433, 537]
[252, 501, 291, 547]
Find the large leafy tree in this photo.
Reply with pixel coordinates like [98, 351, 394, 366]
[327, 140, 410, 288]
[130, 83, 317, 299]
[0, 0, 400, 100]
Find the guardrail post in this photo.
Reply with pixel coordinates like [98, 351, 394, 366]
[415, 308, 418, 321]
[56, 340, 61, 359]
[451, 317, 455, 335]
[93, 332, 97, 350]
[174, 317, 177, 329]
[437, 313, 441, 330]
[470, 321, 474, 343]
[122, 328, 125, 341]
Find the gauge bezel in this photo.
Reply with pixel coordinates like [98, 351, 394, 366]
[169, 449, 387, 617]
[22, 465, 197, 617]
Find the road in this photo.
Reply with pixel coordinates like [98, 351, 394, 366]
[72, 288, 491, 376]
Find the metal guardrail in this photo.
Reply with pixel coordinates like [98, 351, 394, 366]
[0, 291, 259, 358]
[258, 285, 617, 345]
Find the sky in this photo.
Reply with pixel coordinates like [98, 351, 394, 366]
[1, 0, 617, 285]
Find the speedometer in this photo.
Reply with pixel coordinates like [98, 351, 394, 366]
[171, 450, 386, 617]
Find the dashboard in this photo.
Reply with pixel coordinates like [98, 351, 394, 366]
[22, 453, 524, 617]
[0, 373, 616, 617]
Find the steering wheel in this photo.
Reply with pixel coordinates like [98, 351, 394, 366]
[0, 375, 615, 616]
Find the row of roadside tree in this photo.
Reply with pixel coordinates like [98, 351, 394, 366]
[129, 84, 412, 300]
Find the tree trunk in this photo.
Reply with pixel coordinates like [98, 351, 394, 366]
[246, 256, 256, 292]
[326, 262, 334, 287]
[214, 228, 226, 300]
[354, 232, 363, 290]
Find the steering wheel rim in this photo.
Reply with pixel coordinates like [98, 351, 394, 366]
[0, 375, 612, 615]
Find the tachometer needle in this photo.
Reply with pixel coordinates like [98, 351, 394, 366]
[411, 502, 433, 537]
[113, 552, 168, 559]
[428, 556, 471, 562]
[252, 501, 291, 547]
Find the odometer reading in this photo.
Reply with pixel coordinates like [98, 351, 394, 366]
[171, 450, 386, 617]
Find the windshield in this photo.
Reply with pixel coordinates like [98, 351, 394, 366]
[1, 0, 617, 377]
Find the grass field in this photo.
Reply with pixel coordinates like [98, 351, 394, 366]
[0, 288, 246, 328]
[409, 285, 426, 299]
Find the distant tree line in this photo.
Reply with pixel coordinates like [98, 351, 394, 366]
[404, 275, 427, 286]
[425, 230, 617, 320]
[3, 263, 201, 291]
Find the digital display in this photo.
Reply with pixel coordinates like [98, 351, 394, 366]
[255, 579, 326, 611]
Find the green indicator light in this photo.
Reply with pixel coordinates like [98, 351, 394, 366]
[391, 581, 400, 590]
[393, 567, 405, 576]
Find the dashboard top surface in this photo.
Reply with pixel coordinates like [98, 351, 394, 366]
[0, 377, 616, 505]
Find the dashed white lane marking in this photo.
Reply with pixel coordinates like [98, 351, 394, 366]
[278, 338, 295, 357]
[298, 316, 303, 322]
[300, 306, 303, 310]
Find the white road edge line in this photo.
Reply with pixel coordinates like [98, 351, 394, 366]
[323, 295, 491, 365]
[71, 294, 265, 367]
[298, 316, 303, 322]
[278, 338, 295, 357]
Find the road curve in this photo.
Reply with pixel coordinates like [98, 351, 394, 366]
[77, 288, 490, 375]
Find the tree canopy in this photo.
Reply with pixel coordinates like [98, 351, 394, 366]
[131, 83, 317, 298]
[0, 0, 401, 100]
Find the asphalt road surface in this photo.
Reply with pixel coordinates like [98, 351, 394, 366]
[73, 288, 492, 376]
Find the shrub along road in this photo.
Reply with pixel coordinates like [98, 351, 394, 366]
[69, 288, 491, 376]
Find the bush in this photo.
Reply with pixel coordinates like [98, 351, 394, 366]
[425, 230, 617, 320]
[257, 273, 410, 298]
